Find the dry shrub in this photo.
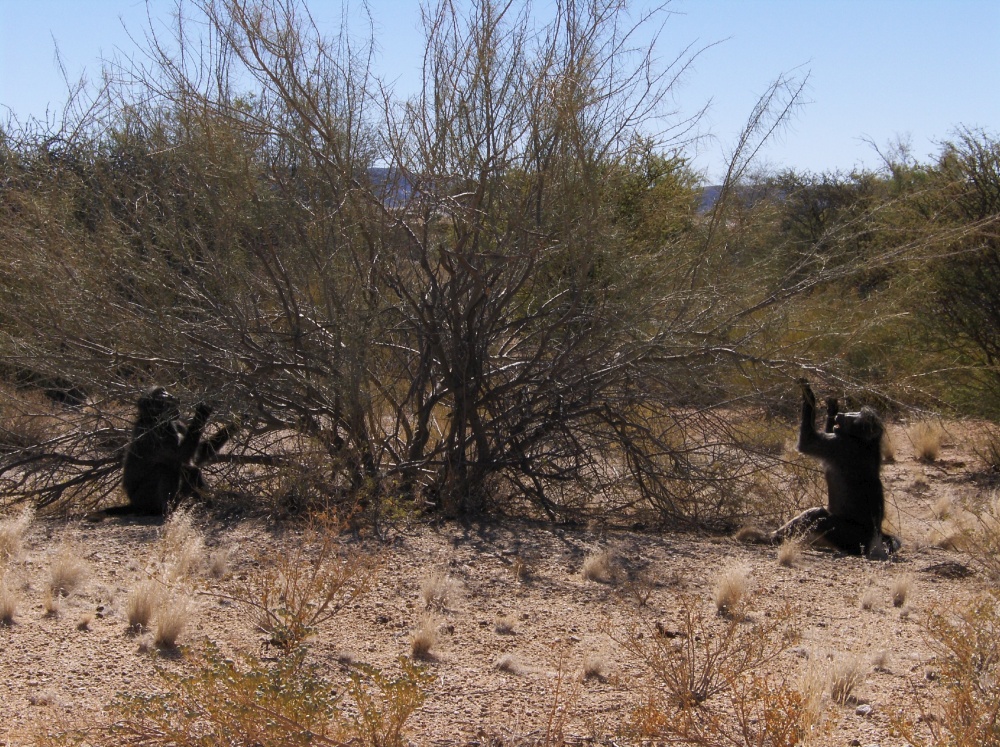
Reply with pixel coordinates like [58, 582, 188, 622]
[894, 594, 1000, 747]
[712, 565, 749, 617]
[0, 387, 63, 449]
[932, 496, 954, 520]
[235, 515, 379, 650]
[410, 615, 438, 660]
[891, 573, 913, 608]
[495, 654, 522, 674]
[960, 490, 1000, 583]
[615, 601, 814, 744]
[0, 507, 33, 564]
[49, 544, 87, 597]
[581, 654, 608, 682]
[973, 425, 1000, 471]
[582, 548, 621, 585]
[420, 570, 460, 611]
[829, 654, 866, 705]
[70, 641, 429, 747]
[127, 579, 162, 632]
[495, 614, 516, 635]
[155, 594, 190, 648]
[777, 537, 803, 568]
[881, 431, 897, 463]
[909, 420, 945, 462]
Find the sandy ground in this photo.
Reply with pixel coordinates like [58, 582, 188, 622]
[0, 419, 996, 746]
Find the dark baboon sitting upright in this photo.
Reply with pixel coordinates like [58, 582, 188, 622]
[105, 387, 235, 517]
[771, 380, 899, 559]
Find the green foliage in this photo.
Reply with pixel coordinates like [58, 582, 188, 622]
[347, 658, 434, 747]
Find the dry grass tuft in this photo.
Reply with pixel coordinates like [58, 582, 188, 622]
[860, 587, 880, 611]
[126, 579, 161, 632]
[880, 432, 897, 463]
[495, 614, 517, 635]
[49, 545, 88, 598]
[420, 571, 460, 611]
[411, 614, 438, 660]
[155, 594, 190, 648]
[207, 546, 233, 579]
[829, 654, 866, 704]
[712, 565, 750, 616]
[0, 508, 33, 564]
[510, 554, 534, 582]
[496, 654, 522, 674]
[777, 537, 803, 568]
[891, 573, 913, 608]
[931, 496, 954, 521]
[909, 420, 945, 462]
[160, 508, 205, 579]
[581, 654, 608, 682]
[0, 577, 17, 624]
[581, 549, 621, 584]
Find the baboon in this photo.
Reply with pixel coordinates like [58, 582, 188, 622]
[771, 380, 899, 559]
[105, 387, 235, 517]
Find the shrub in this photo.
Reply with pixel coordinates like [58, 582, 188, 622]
[234, 517, 378, 650]
[894, 594, 1000, 747]
[614, 600, 816, 744]
[85, 643, 429, 747]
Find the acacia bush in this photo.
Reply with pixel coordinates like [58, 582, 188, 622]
[3, 0, 979, 527]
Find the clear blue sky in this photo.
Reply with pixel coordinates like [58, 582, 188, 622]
[2, 0, 998, 183]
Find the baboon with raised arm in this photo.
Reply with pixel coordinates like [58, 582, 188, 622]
[104, 387, 235, 517]
[771, 380, 899, 559]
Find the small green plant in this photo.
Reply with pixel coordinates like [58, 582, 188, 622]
[347, 658, 433, 747]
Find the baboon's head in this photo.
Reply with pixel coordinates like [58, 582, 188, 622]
[834, 407, 883, 443]
[137, 386, 180, 423]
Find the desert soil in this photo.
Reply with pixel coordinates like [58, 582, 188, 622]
[0, 419, 996, 746]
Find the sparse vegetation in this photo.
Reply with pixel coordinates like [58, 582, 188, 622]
[582, 549, 621, 585]
[910, 421, 946, 462]
[891, 573, 914, 608]
[712, 566, 750, 617]
[420, 571, 460, 612]
[0, 576, 17, 624]
[777, 538, 803, 568]
[48, 545, 87, 598]
[154, 594, 190, 648]
[829, 654, 866, 705]
[126, 579, 161, 632]
[0, 508, 32, 564]
[410, 615, 438, 660]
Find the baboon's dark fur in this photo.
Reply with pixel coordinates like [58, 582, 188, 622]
[106, 387, 234, 517]
[771, 380, 899, 559]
